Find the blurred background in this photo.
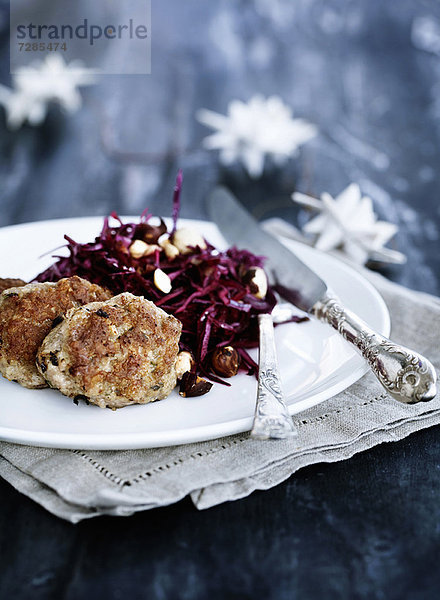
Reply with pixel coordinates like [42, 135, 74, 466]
[0, 0, 439, 294]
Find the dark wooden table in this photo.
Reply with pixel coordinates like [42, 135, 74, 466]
[0, 2, 439, 598]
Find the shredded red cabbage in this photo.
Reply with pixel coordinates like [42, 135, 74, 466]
[35, 177, 299, 386]
[171, 169, 183, 235]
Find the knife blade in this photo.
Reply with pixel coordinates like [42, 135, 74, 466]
[206, 186, 437, 405]
[207, 186, 326, 312]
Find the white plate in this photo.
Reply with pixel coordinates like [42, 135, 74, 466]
[0, 217, 390, 449]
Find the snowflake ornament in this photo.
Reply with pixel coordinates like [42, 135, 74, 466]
[292, 183, 406, 265]
[0, 55, 96, 130]
[197, 95, 317, 178]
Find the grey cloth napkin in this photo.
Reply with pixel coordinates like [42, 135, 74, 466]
[0, 269, 439, 523]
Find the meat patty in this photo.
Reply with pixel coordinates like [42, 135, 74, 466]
[37, 292, 182, 409]
[0, 278, 26, 294]
[0, 277, 112, 388]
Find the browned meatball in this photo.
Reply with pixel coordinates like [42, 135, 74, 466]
[37, 292, 182, 409]
[0, 277, 112, 388]
[0, 278, 26, 294]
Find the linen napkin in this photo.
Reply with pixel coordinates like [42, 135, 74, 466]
[0, 268, 438, 523]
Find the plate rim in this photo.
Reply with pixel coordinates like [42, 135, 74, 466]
[0, 216, 390, 449]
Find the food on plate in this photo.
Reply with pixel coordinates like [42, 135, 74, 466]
[211, 346, 240, 378]
[0, 276, 111, 388]
[35, 173, 290, 394]
[175, 350, 194, 380]
[32, 172, 307, 400]
[37, 292, 182, 409]
[179, 372, 213, 397]
[0, 278, 27, 294]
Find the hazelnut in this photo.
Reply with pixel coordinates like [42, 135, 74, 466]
[243, 267, 267, 300]
[134, 219, 167, 244]
[175, 351, 194, 380]
[179, 372, 213, 397]
[130, 240, 161, 259]
[212, 346, 240, 378]
[171, 228, 207, 254]
[129, 239, 149, 259]
[153, 268, 172, 294]
[160, 237, 180, 260]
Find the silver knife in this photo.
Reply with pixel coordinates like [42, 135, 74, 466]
[207, 187, 437, 405]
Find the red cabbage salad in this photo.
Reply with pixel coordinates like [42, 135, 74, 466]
[35, 172, 305, 392]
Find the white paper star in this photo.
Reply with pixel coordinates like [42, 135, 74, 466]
[197, 95, 317, 178]
[292, 183, 406, 265]
[0, 55, 96, 130]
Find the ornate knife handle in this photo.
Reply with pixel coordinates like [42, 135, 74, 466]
[312, 292, 437, 404]
[250, 314, 297, 439]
